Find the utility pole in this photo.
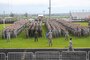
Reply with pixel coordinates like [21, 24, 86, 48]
[49, 0, 51, 20]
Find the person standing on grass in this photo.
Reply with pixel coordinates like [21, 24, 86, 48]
[34, 30, 38, 42]
[6, 29, 11, 41]
[25, 27, 29, 38]
[47, 30, 53, 47]
[2, 30, 6, 39]
[88, 20, 90, 27]
[13, 29, 17, 38]
[25, 24, 29, 38]
[68, 38, 74, 51]
[65, 30, 69, 40]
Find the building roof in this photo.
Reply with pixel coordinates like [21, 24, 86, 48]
[38, 14, 43, 17]
[71, 12, 90, 19]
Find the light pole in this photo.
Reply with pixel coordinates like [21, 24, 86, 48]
[49, 0, 51, 20]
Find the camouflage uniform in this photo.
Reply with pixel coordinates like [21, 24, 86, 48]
[34, 31, 38, 42]
[6, 30, 11, 41]
[68, 38, 74, 51]
[13, 29, 17, 38]
[65, 31, 69, 40]
[25, 28, 29, 38]
[48, 31, 53, 47]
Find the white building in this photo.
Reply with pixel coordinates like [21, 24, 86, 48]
[70, 12, 90, 21]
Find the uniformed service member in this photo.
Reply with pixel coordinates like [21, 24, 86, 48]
[25, 28, 29, 38]
[34, 30, 38, 42]
[13, 29, 17, 38]
[47, 30, 53, 47]
[6, 29, 11, 41]
[68, 38, 74, 51]
[65, 31, 69, 40]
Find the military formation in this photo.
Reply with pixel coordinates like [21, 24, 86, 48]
[2, 19, 29, 40]
[0, 18, 15, 24]
[45, 18, 90, 47]
[27, 20, 42, 38]
[1, 18, 90, 47]
[1, 18, 43, 41]
[2, 18, 90, 40]
[45, 19, 69, 39]
[45, 18, 90, 38]
[56, 19, 90, 37]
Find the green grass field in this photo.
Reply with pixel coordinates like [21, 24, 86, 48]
[0, 24, 12, 30]
[0, 22, 90, 48]
[73, 22, 88, 26]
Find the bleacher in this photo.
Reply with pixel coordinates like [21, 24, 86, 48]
[0, 51, 89, 60]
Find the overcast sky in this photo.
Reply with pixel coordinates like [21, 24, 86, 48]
[0, 0, 90, 14]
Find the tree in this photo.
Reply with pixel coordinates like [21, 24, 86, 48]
[10, 12, 14, 17]
[24, 13, 28, 17]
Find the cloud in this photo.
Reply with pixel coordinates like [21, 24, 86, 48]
[0, 0, 90, 13]
[0, 0, 90, 8]
[0, 0, 49, 5]
[52, 0, 90, 7]
[0, 0, 90, 7]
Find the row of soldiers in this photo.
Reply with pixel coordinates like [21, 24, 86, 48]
[57, 19, 90, 37]
[45, 19, 74, 49]
[0, 18, 15, 24]
[2, 19, 29, 40]
[45, 19, 69, 40]
[25, 20, 42, 39]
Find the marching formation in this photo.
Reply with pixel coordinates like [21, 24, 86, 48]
[0, 18, 90, 47]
